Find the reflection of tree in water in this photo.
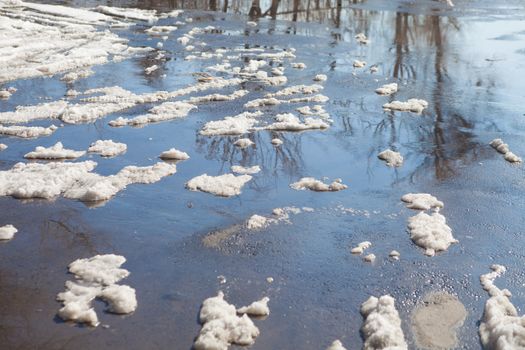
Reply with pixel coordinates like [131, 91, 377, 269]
[390, 13, 481, 180]
[195, 131, 306, 190]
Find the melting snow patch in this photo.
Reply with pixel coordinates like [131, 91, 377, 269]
[264, 113, 330, 132]
[0, 5, 148, 83]
[271, 67, 285, 76]
[314, 74, 327, 82]
[375, 83, 398, 96]
[401, 193, 443, 211]
[383, 99, 428, 113]
[378, 149, 403, 167]
[271, 138, 283, 146]
[0, 100, 67, 124]
[479, 265, 525, 349]
[0, 161, 176, 202]
[194, 292, 263, 350]
[186, 90, 249, 104]
[490, 139, 522, 163]
[95, 5, 158, 22]
[237, 297, 270, 316]
[177, 36, 191, 45]
[88, 140, 127, 157]
[0, 144, 7, 151]
[159, 148, 189, 161]
[290, 177, 347, 192]
[56, 254, 136, 327]
[145, 65, 158, 74]
[407, 212, 457, 256]
[389, 250, 400, 260]
[0, 125, 58, 138]
[326, 340, 347, 350]
[355, 33, 370, 44]
[200, 111, 262, 136]
[186, 174, 252, 197]
[360, 295, 407, 350]
[24, 142, 85, 160]
[233, 138, 254, 149]
[244, 97, 281, 109]
[246, 215, 268, 230]
[231, 165, 261, 175]
[291, 62, 306, 69]
[265, 84, 323, 98]
[353, 60, 367, 68]
[61, 69, 94, 83]
[145, 25, 177, 35]
[351, 241, 372, 254]
[0, 224, 17, 240]
[0, 90, 12, 99]
[363, 254, 376, 263]
[110, 101, 196, 127]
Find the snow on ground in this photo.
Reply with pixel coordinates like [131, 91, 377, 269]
[200, 111, 262, 136]
[0, 125, 58, 138]
[490, 139, 522, 163]
[95, 5, 158, 22]
[360, 295, 407, 350]
[479, 265, 525, 349]
[88, 140, 127, 157]
[264, 113, 330, 132]
[0, 161, 176, 202]
[246, 215, 268, 230]
[401, 193, 444, 211]
[0, 143, 7, 151]
[186, 174, 252, 197]
[375, 83, 398, 95]
[351, 241, 372, 254]
[24, 142, 85, 160]
[383, 99, 428, 113]
[290, 177, 347, 192]
[237, 297, 270, 316]
[159, 148, 190, 161]
[0, 1, 150, 84]
[193, 291, 265, 350]
[353, 60, 367, 68]
[56, 254, 136, 327]
[233, 138, 254, 148]
[378, 149, 403, 167]
[355, 33, 370, 44]
[186, 90, 249, 104]
[407, 211, 458, 256]
[0, 101, 67, 124]
[231, 165, 261, 175]
[265, 84, 323, 98]
[326, 340, 347, 350]
[0, 224, 17, 240]
[112, 101, 197, 126]
[145, 25, 178, 35]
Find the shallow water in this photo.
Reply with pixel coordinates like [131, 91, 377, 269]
[1, 0, 525, 349]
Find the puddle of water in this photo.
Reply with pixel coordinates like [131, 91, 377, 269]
[1, 0, 525, 349]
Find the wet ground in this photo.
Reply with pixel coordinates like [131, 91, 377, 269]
[1, 0, 525, 349]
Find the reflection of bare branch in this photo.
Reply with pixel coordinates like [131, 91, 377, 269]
[195, 130, 305, 187]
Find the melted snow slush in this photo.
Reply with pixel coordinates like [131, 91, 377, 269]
[1, 0, 525, 349]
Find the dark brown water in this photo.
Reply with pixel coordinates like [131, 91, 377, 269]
[1, 1, 525, 349]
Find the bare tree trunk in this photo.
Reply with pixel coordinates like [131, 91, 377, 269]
[270, 0, 279, 19]
[292, 0, 300, 22]
[222, 0, 228, 12]
[209, 0, 217, 11]
[249, 0, 262, 18]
